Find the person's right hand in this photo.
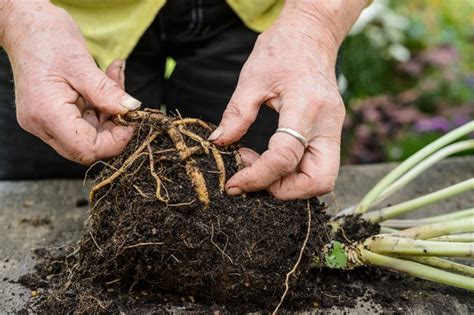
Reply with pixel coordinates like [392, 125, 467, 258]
[0, 0, 140, 164]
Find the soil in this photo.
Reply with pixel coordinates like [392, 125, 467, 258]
[14, 111, 473, 313]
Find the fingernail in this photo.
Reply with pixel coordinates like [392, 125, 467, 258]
[226, 186, 243, 196]
[208, 126, 224, 141]
[120, 94, 141, 111]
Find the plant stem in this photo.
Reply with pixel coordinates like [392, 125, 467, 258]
[373, 140, 474, 206]
[362, 179, 474, 223]
[360, 249, 474, 291]
[380, 208, 474, 228]
[405, 257, 474, 276]
[428, 233, 474, 242]
[353, 121, 474, 214]
[364, 236, 474, 257]
[394, 218, 474, 239]
[380, 226, 399, 234]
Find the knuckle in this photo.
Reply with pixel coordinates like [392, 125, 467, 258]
[95, 76, 119, 98]
[224, 101, 254, 125]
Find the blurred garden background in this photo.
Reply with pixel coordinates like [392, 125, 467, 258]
[338, 0, 473, 164]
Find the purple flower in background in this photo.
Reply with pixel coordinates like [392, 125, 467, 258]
[452, 115, 470, 128]
[414, 117, 450, 133]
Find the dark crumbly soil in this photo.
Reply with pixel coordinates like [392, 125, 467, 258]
[24, 111, 334, 313]
[17, 112, 472, 313]
[20, 246, 474, 314]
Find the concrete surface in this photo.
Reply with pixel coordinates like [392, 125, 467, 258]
[0, 156, 473, 313]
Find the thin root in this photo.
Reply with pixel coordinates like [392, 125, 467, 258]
[89, 131, 159, 203]
[123, 242, 165, 250]
[273, 200, 312, 315]
[147, 140, 169, 203]
[178, 125, 210, 154]
[210, 224, 234, 264]
[173, 118, 212, 131]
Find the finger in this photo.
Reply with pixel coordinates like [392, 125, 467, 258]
[238, 147, 260, 167]
[268, 137, 341, 200]
[105, 59, 126, 90]
[226, 131, 305, 194]
[68, 60, 140, 115]
[82, 109, 100, 127]
[225, 91, 318, 195]
[42, 103, 134, 164]
[209, 80, 268, 145]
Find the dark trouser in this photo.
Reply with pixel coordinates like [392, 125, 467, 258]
[0, 0, 278, 180]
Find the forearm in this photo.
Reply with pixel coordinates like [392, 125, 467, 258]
[0, 0, 51, 50]
[278, 0, 369, 64]
[0, 1, 13, 46]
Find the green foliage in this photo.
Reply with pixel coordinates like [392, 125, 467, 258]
[325, 241, 348, 269]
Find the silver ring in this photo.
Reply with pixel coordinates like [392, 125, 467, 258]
[275, 127, 308, 148]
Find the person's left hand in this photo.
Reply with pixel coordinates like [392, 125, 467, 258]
[208, 3, 350, 200]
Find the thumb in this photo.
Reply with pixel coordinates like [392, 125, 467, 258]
[209, 81, 266, 146]
[69, 62, 140, 115]
[105, 59, 126, 90]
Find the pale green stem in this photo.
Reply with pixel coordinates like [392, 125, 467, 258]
[364, 236, 474, 257]
[360, 249, 474, 291]
[362, 179, 474, 223]
[380, 208, 474, 228]
[394, 218, 474, 239]
[373, 140, 474, 206]
[353, 121, 474, 214]
[428, 233, 474, 242]
[406, 257, 474, 276]
[380, 226, 400, 234]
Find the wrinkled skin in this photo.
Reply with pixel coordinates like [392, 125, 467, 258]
[0, 0, 368, 198]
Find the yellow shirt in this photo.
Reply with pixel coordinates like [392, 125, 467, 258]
[52, 0, 284, 69]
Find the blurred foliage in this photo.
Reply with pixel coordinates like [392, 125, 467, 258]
[340, 0, 474, 164]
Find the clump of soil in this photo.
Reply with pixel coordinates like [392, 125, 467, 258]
[35, 110, 333, 313]
[19, 217, 51, 227]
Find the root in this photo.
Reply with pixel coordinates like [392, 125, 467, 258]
[173, 118, 212, 131]
[166, 122, 209, 207]
[211, 147, 226, 192]
[133, 185, 152, 199]
[118, 110, 211, 207]
[123, 242, 164, 250]
[89, 131, 159, 204]
[181, 146, 202, 160]
[210, 224, 234, 264]
[147, 141, 169, 203]
[177, 125, 210, 154]
[234, 150, 244, 170]
[273, 200, 312, 314]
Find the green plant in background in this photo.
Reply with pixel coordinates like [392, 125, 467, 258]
[340, 0, 474, 164]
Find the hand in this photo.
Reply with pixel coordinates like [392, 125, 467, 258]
[209, 1, 367, 199]
[0, 1, 140, 164]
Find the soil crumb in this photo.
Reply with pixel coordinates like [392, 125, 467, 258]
[19, 217, 51, 227]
